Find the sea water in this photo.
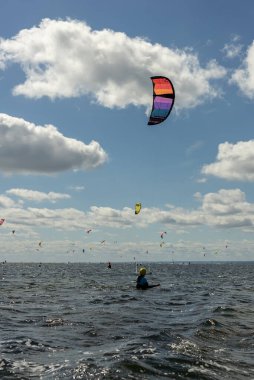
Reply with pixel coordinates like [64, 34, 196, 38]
[0, 262, 253, 379]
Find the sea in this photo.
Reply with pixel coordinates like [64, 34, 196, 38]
[0, 262, 253, 379]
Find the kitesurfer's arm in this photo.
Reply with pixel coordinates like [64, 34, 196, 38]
[147, 284, 160, 288]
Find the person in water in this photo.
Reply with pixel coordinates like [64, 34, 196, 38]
[136, 267, 160, 290]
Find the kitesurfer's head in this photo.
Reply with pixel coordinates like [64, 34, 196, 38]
[139, 267, 146, 276]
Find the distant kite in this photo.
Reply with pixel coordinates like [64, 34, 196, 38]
[86, 229, 92, 234]
[135, 203, 142, 215]
[0, 218, 5, 225]
[148, 76, 175, 126]
[160, 231, 167, 239]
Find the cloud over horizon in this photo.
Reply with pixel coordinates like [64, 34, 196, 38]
[1, 188, 254, 232]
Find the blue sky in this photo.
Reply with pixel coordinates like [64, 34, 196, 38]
[0, 0, 254, 262]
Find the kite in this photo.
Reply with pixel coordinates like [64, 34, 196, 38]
[86, 229, 92, 234]
[148, 76, 175, 126]
[0, 218, 5, 225]
[135, 203, 141, 215]
[160, 231, 167, 239]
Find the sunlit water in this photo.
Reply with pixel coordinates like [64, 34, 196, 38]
[0, 262, 253, 379]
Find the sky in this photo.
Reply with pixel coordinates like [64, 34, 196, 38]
[0, 0, 254, 262]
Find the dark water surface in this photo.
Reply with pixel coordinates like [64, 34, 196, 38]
[0, 262, 253, 379]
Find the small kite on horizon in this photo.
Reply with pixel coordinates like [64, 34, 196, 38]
[135, 203, 142, 215]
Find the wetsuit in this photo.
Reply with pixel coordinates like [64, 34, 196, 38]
[136, 275, 160, 290]
[136, 275, 149, 290]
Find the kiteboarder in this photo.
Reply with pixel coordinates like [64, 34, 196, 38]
[107, 262, 111, 269]
[136, 267, 160, 290]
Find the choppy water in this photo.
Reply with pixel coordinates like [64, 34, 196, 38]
[0, 262, 253, 379]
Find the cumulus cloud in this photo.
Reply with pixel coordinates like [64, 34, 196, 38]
[2, 188, 254, 232]
[1, 205, 134, 231]
[201, 140, 254, 181]
[2, 188, 254, 261]
[199, 189, 254, 228]
[0, 18, 226, 110]
[138, 189, 254, 230]
[0, 113, 108, 174]
[88, 206, 134, 228]
[231, 41, 254, 99]
[201, 189, 253, 215]
[6, 188, 71, 203]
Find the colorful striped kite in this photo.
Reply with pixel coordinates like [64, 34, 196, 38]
[148, 76, 175, 126]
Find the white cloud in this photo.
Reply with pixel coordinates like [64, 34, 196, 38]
[222, 35, 243, 59]
[137, 189, 254, 230]
[202, 140, 254, 181]
[6, 188, 71, 203]
[0, 195, 21, 208]
[0, 18, 226, 111]
[199, 189, 254, 228]
[88, 206, 134, 228]
[2, 188, 254, 261]
[0, 113, 108, 175]
[201, 189, 252, 215]
[231, 41, 254, 99]
[2, 188, 254, 234]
